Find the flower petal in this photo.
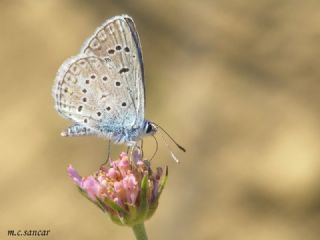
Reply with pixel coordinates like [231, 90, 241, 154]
[67, 165, 82, 186]
[123, 174, 138, 204]
[82, 176, 100, 200]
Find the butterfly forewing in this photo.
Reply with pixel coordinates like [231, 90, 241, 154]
[80, 15, 145, 128]
[53, 16, 146, 137]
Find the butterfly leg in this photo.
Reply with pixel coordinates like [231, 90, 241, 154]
[140, 139, 144, 158]
[107, 139, 111, 162]
[100, 139, 111, 167]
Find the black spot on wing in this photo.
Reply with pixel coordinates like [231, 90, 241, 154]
[108, 49, 115, 54]
[119, 68, 129, 74]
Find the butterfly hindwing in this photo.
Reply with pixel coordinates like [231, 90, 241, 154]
[53, 55, 138, 135]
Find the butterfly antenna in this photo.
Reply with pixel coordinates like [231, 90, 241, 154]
[155, 124, 186, 152]
[154, 124, 186, 163]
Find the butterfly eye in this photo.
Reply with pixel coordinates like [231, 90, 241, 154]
[146, 123, 153, 134]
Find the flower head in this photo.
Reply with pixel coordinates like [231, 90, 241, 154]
[67, 151, 168, 226]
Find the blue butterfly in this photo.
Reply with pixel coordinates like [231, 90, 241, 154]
[52, 15, 185, 160]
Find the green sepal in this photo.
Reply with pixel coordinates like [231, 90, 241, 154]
[146, 166, 168, 219]
[158, 166, 168, 197]
[146, 200, 159, 220]
[125, 204, 137, 225]
[101, 197, 130, 225]
[77, 186, 129, 225]
[109, 213, 124, 226]
[135, 172, 149, 223]
[101, 197, 129, 216]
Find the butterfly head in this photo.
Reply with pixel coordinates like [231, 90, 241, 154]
[144, 121, 158, 136]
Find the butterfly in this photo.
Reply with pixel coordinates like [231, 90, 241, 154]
[52, 15, 185, 160]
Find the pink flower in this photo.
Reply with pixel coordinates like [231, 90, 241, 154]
[67, 151, 168, 226]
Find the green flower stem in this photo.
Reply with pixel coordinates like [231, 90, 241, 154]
[132, 223, 148, 240]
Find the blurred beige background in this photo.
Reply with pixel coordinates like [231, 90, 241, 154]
[1, 0, 320, 239]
